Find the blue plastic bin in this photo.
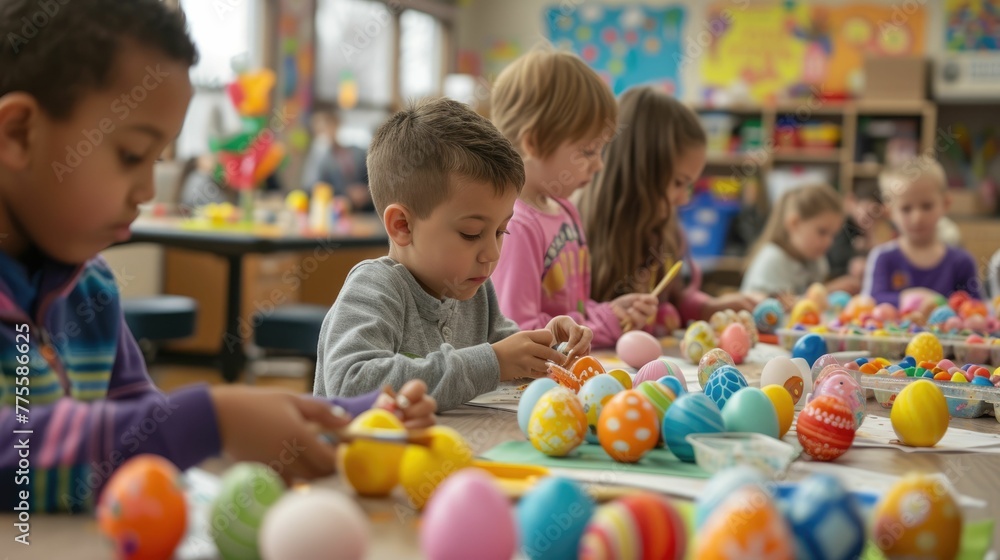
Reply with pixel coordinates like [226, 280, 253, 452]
[679, 192, 740, 258]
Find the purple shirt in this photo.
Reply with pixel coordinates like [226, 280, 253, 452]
[862, 241, 981, 306]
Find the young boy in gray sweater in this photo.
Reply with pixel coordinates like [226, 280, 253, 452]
[314, 98, 593, 411]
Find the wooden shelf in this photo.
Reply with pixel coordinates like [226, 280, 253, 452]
[852, 161, 882, 177]
[705, 150, 769, 166]
[772, 149, 843, 163]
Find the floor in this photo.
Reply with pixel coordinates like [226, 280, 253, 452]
[150, 360, 313, 393]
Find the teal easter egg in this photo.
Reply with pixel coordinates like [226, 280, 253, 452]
[721, 387, 780, 438]
[695, 466, 768, 529]
[518, 378, 558, 437]
[517, 477, 594, 560]
[780, 474, 865, 560]
[578, 375, 624, 444]
[753, 298, 784, 334]
[211, 463, 286, 560]
[703, 365, 748, 410]
[662, 393, 724, 462]
[657, 375, 686, 397]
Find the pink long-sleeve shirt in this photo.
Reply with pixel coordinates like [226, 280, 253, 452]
[492, 198, 623, 348]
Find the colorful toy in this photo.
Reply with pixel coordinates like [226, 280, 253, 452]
[761, 384, 794, 437]
[211, 463, 285, 560]
[339, 409, 406, 497]
[615, 330, 661, 368]
[662, 393, 725, 463]
[792, 333, 827, 367]
[597, 390, 660, 463]
[721, 387, 779, 438]
[797, 395, 856, 461]
[782, 475, 865, 560]
[259, 489, 369, 560]
[577, 374, 624, 444]
[890, 379, 949, 447]
[695, 486, 794, 559]
[873, 474, 962, 559]
[517, 477, 594, 560]
[580, 493, 686, 560]
[697, 348, 735, 388]
[517, 378, 558, 437]
[421, 469, 517, 560]
[760, 356, 805, 405]
[703, 365, 748, 410]
[753, 298, 784, 334]
[399, 426, 474, 510]
[905, 332, 943, 363]
[97, 455, 187, 560]
[681, 320, 718, 363]
[719, 322, 752, 364]
[528, 387, 587, 457]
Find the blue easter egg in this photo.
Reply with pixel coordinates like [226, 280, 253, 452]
[854, 357, 869, 366]
[972, 376, 993, 386]
[923, 370, 936, 378]
[780, 474, 865, 560]
[827, 291, 851, 313]
[792, 333, 828, 368]
[657, 375, 685, 396]
[517, 477, 594, 560]
[518, 378, 558, 436]
[703, 366, 747, 410]
[662, 393, 724, 463]
[928, 305, 957, 325]
[695, 466, 768, 529]
[752, 298, 784, 334]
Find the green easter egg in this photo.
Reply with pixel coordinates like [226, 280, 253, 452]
[211, 463, 286, 560]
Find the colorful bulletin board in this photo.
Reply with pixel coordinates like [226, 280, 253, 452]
[700, 2, 926, 103]
[946, 0, 1000, 51]
[544, 5, 686, 95]
[276, 0, 316, 187]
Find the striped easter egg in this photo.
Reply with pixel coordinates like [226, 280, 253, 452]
[797, 395, 856, 461]
[580, 493, 687, 560]
[662, 393, 725, 462]
[635, 381, 676, 423]
[890, 379, 949, 447]
[211, 463, 286, 560]
[635, 358, 685, 390]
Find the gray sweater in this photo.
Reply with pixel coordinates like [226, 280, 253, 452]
[313, 257, 520, 411]
[741, 242, 829, 295]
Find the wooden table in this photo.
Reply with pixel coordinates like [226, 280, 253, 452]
[4, 355, 1000, 558]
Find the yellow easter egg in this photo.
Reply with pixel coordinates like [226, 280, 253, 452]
[528, 387, 587, 457]
[607, 369, 633, 390]
[761, 384, 794, 438]
[399, 426, 474, 510]
[873, 473, 962, 559]
[905, 333, 943, 364]
[890, 379, 949, 447]
[339, 409, 405, 497]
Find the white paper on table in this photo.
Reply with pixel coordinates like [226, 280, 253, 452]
[176, 468, 223, 560]
[545, 467, 709, 500]
[467, 380, 531, 412]
[850, 415, 1000, 453]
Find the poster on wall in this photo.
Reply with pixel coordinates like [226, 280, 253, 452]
[544, 5, 685, 95]
[700, 2, 926, 103]
[946, 0, 1000, 51]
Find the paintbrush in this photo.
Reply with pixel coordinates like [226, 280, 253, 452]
[622, 260, 684, 332]
[321, 427, 435, 447]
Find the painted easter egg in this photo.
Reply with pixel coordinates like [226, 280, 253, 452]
[635, 380, 676, 426]
[528, 387, 587, 457]
[949, 290, 972, 311]
[793, 333, 828, 368]
[703, 365, 748, 410]
[797, 395, 856, 461]
[400, 426, 474, 510]
[905, 332, 943, 364]
[662, 393, 724, 463]
[597, 390, 660, 463]
[872, 302, 899, 324]
[736, 309, 760, 345]
[760, 356, 805, 405]
[657, 375, 686, 397]
[696, 486, 794, 559]
[873, 474, 962, 559]
[578, 375, 625, 444]
[635, 357, 683, 387]
[211, 463, 286, 560]
[339, 409, 406, 497]
[571, 355, 606, 385]
[698, 348, 735, 389]
[814, 373, 866, 429]
[695, 466, 769, 529]
[681, 321, 718, 363]
[927, 304, 957, 326]
[580, 493, 686, 560]
[547, 361, 581, 393]
[97, 455, 187, 560]
[517, 477, 594, 560]
[963, 334, 989, 364]
[782, 474, 865, 560]
[258, 488, 369, 560]
[959, 299, 988, 320]
[806, 282, 828, 310]
[753, 298, 785, 334]
[421, 469, 517, 560]
[606, 368, 633, 390]
[616, 330, 662, 369]
[761, 385, 795, 438]
[890, 379, 949, 447]
[827, 290, 851, 314]
[842, 295, 875, 321]
[789, 299, 821, 327]
[721, 387, 779, 438]
[710, 309, 735, 334]
[517, 378, 558, 437]
[719, 323, 752, 364]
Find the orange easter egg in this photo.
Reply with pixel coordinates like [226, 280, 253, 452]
[873, 474, 962, 559]
[598, 390, 659, 463]
[797, 395, 856, 461]
[572, 355, 606, 384]
[695, 486, 794, 559]
[547, 362, 581, 393]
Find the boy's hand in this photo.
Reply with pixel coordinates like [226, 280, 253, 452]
[545, 315, 593, 364]
[211, 386, 351, 485]
[376, 380, 437, 429]
[611, 293, 659, 330]
[492, 330, 565, 382]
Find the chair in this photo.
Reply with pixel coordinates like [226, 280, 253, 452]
[253, 304, 329, 389]
[122, 295, 198, 361]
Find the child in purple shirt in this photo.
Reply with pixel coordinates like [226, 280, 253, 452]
[862, 158, 981, 307]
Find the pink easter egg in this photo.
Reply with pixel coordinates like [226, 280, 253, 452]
[420, 469, 517, 560]
[872, 303, 898, 323]
[965, 314, 988, 333]
[635, 358, 685, 389]
[943, 317, 963, 332]
[616, 330, 662, 369]
[718, 323, 751, 365]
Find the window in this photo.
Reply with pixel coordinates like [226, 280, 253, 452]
[400, 9, 443, 101]
[315, 0, 395, 108]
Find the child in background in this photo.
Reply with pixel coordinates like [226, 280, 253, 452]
[863, 158, 980, 306]
[579, 86, 758, 333]
[741, 184, 845, 298]
[825, 181, 885, 294]
[490, 50, 659, 348]
[0, 0, 435, 513]
[301, 102, 373, 212]
[177, 153, 230, 211]
[314, 98, 592, 412]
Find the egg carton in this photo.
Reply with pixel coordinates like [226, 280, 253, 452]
[857, 375, 1000, 422]
[776, 329, 967, 362]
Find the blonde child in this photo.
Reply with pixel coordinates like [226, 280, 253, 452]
[314, 98, 593, 412]
[741, 184, 845, 297]
[862, 158, 980, 306]
[579, 86, 758, 332]
[0, 0, 435, 513]
[489, 50, 659, 347]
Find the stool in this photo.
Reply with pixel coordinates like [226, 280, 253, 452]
[253, 304, 329, 389]
[122, 296, 198, 362]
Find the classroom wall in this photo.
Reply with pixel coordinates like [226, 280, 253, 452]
[455, 0, 946, 102]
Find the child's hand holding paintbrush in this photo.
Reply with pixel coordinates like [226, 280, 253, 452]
[619, 261, 683, 332]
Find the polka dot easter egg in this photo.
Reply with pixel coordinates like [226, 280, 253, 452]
[681, 320, 718, 363]
[577, 375, 624, 444]
[814, 372, 866, 429]
[598, 390, 660, 463]
[906, 332, 943, 364]
[698, 348, 735, 388]
[753, 298, 784, 334]
[695, 486, 794, 560]
[528, 387, 587, 457]
[571, 355, 605, 385]
[580, 493, 686, 560]
[782, 474, 865, 560]
[211, 463, 285, 560]
[797, 395, 856, 461]
[662, 393, 725, 462]
[873, 474, 962, 560]
[702, 365, 748, 410]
